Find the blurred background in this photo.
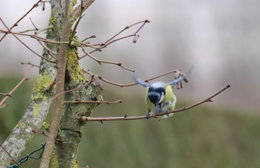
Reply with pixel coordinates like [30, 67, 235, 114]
[1, 0, 260, 167]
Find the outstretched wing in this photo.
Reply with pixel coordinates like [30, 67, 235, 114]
[134, 76, 150, 88]
[168, 66, 194, 86]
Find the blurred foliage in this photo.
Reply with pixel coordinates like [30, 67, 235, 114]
[1, 76, 260, 168]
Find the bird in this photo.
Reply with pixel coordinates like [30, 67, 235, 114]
[134, 68, 192, 119]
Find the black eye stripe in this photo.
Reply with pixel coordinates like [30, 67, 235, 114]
[155, 88, 165, 93]
[148, 87, 165, 94]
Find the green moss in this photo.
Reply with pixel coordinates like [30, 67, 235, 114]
[32, 71, 54, 100]
[42, 121, 50, 132]
[67, 47, 85, 83]
[49, 12, 57, 26]
[72, 159, 79, 168]
[16, 122, 27, 130]
[50, 151, 59, 168]
[32, 103, 40, 117]
[71, 0, 77, 6]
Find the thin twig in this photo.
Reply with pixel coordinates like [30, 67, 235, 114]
[81, 48, 135, 72]
[94, 68, 180, 87]
[69, 0, 84, 46]
[0, 104, 8, 109]
[0, 76, 28, 109]
[21, 61, 40, 68]
[0, 144, 19, 166]
[82, 35, 96, 42]
[36, 40, 57, 58]
[80, 85, 231, 122]
[64, 100, 122, 104]
[104, 19, 150, 45]
[50, 75, 94, 101]
[70, 0, 95, 23]
[88, 19, 150, 55]
[0, 93, 10, 96]
[29, 17, 39, 31]
[0, 18, 56, 63]
[0, 0, 42, 41]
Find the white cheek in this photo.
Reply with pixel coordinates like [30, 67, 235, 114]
[159, 93, 165, 103]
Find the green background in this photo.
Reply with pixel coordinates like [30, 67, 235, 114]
[1, 77, 259, 168]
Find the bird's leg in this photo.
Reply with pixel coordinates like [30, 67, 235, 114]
[165, 110, 170, 117]
[146, 112, 151, 120]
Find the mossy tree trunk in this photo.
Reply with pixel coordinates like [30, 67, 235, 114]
[0, 0, 99, 167]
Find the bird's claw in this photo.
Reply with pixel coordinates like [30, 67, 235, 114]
[146, 113, 151, 120]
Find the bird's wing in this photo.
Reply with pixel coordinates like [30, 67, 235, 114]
[168, 66, 194, 86]
[134, 76, 150, 87]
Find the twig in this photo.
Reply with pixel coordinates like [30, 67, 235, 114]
[29, 17, 39, 31]
[69, 0, 84, 46]
[64, 100, 122, 104]
[81, 19, 150, 55]
[82, 35, 96, 42]
[36, 40, 57, 58]
[0, 144, 19, 166]
[0, 0, 42, 41]
[21, 61, 40, 68]
[80, 85, 231, 122]
[0, 93, 10, 96]
[0, 104, 8, 109]
[0, 76, 28, 109]
[0, 18, 56, 63]
[81, 48, 135, 72]
[103, 19, 150, 45]
[71, 0, 95, 23]
[50, 75, 94, 101]
[94, 68, 181, 87]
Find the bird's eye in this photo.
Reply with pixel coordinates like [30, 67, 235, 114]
[155, 87, 165, 94]
[148, 87, 154, 92]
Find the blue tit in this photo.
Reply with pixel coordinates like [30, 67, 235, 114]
[135, 70, 191, 119]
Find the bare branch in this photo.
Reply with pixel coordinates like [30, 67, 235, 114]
[80, 85, 231, 122]
[0, 0, 42, 41]
[29, 17, 39, 31]
[0, 76, 28, 109]
[21, 61, 40, 68]
[86, 68, 181, 87]
[81, 48, 135, 72]
[64, 100, 122, 104]
[0, 18, 56, 63]
[103, 19, 150, 45]
[50, 75, 94, 101]
[71, 0, 95, 22]
[69, 0, 84, 46]
[78, 19, 150, 57]
[82, 34, 96, 42]
[0, 144, 19, 166]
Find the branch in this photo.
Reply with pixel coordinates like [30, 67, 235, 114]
[0, 18, 56, 63]
[64, 100, 122, 104]
[102, 19, 150, 46]
[81, 48, 135, 72]
[86, 68, 181, 87]
[71, 0, 95, 22]
[0, 0, 42, 41]
[80, 85, 231, 122]
[50, 75, 94, 101]
[0, 76, 28, 109]
[79, 19, 150, 59]
[21, 61, 40, 68]
[39, 0, 72, 167]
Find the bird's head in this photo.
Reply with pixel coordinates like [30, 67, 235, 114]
[147, 82, 166, 104]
